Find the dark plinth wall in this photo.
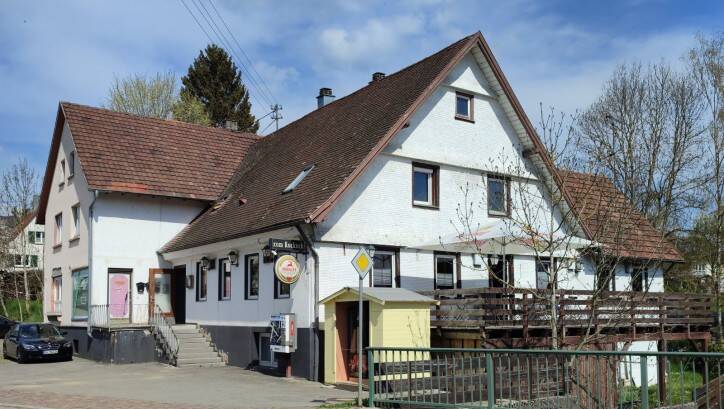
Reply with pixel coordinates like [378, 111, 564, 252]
[202, 324, 323, 381]
[61, 326, 159, 364]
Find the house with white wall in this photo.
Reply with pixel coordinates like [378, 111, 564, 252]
[4, 212, 44, 272]
[39, 32, 686, 380]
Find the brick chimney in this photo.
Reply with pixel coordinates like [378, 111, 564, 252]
[316, 88, 335, 109]
[371, 72, 386, 83]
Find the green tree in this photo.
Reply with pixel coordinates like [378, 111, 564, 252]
[105, 72, 177, 119]
[181, 44, 258, 132]
[172, 90, 211, 126]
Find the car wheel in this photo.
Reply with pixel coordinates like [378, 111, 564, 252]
[16, 350, 25, 364]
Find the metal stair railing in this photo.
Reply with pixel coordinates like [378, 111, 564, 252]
[150, 305, 179, 365]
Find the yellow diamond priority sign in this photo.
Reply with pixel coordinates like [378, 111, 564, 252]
[351, 247, 373, 279]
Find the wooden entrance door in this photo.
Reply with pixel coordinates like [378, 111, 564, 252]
[149, 268, 175, 321]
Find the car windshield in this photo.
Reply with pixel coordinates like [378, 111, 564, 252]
[19, 324, 61, 338]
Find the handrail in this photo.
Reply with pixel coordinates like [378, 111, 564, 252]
[150, 305, 179, 364]
[367, 346, 724, 358]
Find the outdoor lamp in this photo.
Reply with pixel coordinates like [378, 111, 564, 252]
[228, 250, 239, 266]
[367, 245, 376, 258]
[136, 282, 147, 294]
[200, 256, 211, 270]
[490, 254, 500, 265]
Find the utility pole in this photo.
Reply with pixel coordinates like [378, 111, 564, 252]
[270, 104, 283, 132]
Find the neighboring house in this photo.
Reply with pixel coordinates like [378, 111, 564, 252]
[7, 212, 45, 272]
[39, 32, 685, 381]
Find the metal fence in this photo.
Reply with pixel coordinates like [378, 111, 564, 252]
[367, 347, 724, 409]
[88, 303, 150, 328]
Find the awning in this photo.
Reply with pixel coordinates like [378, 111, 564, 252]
[417, 219, 596, 257]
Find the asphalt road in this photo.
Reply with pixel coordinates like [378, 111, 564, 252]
[0, 350, 354, 408]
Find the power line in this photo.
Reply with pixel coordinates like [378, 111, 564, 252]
[187, 0, 271, 108]
[191, 0, 275, 107]
[179, 0, 282, 132]
[207, 0, 278, 105]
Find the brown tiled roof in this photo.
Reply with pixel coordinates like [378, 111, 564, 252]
[559, 170, 682, 262]
[37, 103, 259, 224]
[161, 34, 479, 253]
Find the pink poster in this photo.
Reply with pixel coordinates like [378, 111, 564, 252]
[109, 274, 130, 319]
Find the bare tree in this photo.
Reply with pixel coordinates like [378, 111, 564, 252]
[0, 158, 39, 315]
[105, 71, 177, 119]
[689, 32, 724, 338]
[576, 62, 705, 234]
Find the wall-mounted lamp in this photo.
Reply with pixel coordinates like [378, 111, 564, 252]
[200, 256, 211, 270]
[262, 247, 275, 263]
[368, 245, 376, 258]
[136, 282, 149, 294]
[489, 254, 500, 265]
[228, 250, 239, 266]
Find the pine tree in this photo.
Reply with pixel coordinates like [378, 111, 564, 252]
[181, 44, 258, 132]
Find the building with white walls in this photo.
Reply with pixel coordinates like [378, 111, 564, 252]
[39, 32, 684, 379]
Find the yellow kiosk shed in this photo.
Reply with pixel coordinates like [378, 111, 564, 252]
[320, 287, 438, 385]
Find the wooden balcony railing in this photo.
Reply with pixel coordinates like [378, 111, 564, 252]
[419, 287, 715, 332]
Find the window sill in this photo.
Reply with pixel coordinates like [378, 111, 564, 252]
[246, 297, 259, 301]
[52, 244, 62, 250]
[275, 296, 291, 299]
[69, 235, 80, 243]
[413, 202, 439, 210]
[196, 299, 207, 302]
[47, 311, 62, 317]
[487, 211, 509, 218]
[454, 115, 474, 123]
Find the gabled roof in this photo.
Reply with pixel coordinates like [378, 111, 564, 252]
[320, 287, 439, 306]
[559, 170, 682, 262]
[36, 103, 260, 224]
[161, 32, 572, 254]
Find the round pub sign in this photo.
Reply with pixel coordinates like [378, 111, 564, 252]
[274, 255, 303, 284]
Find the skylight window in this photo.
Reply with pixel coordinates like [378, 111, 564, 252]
[283, 164, 314, 193]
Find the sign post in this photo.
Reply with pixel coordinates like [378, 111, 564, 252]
[351, 246, 373, 407]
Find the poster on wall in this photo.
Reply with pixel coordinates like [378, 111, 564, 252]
[109, 273, 130, 319]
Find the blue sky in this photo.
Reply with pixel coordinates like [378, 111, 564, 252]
[0, 0, 722, 177]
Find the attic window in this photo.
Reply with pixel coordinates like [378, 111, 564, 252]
[283, 165, 314, 194]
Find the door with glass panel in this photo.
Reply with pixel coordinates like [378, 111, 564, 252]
[149, 268, 175, 321]
[108, 269, 131, 322]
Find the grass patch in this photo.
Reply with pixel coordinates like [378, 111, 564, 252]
[621, 361, 703, 406]
[2, 299, 43, 322]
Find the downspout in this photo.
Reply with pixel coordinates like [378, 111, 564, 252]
[86, 190, 98, 336]
[296, 224, 319, 381]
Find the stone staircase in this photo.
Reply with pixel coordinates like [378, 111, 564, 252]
[172, 324, 225, 367]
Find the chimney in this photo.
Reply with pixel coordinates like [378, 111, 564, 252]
[317, 88, 335, 108]
[371, 72, 386, 83]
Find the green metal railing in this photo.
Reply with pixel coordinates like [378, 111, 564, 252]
[366, 347, 724, 408]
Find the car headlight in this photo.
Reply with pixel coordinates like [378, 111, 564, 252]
[22, 343, 37, 351]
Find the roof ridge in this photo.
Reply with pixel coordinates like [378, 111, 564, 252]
[60, 101, 261, 139]
[262, 33, 478, 140]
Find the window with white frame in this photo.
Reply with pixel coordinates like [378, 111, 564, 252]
[219, 258, 231, 300]
[71, 205, 80, 239]
[487, 175, 509, 216]
[51, 271, 62, 313]
[412, 163, 438, 207]
[455, 92, 473, 121]
[28, 231, 44, 245]
[68, 151, 75, 178]
[245, 254, 259, 300]
[54, 213, 62, 247]
[435, 254, 456, 290]
[535, 257, 553, 289]
[59, 159, 66, 185]
[372, 250, 395, 287]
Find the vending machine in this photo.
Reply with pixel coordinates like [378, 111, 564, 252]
[270, 313, 296, 353]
